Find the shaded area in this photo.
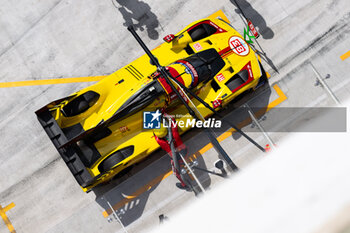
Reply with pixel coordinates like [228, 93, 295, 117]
[113, 0, 160, 40]
[93, 80, 273, 226]
[97, 176, 163, 226]
[218, 80, 272, 140]
[254, 47, 279, 73]
[230, 0, 274, 39]
[94, 153, 169, 226]
[230, 0, 279, 73]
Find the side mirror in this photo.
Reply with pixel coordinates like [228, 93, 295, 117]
[163, 34, 175, 43]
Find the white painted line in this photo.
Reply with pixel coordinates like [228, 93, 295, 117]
[179, 152, 206, 193]
[310, 62, 341, 105]
[245, 104, 276, 149]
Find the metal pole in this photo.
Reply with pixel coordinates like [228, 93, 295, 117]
[106, 200, 129, 233]
[310, 62, 340, 105]
[177, 84, 239, 171]
[245, 104, 276, 149]
[178, 152, 206, 193]
[191, 166, 226, 178]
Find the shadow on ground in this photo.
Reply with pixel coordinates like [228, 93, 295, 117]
[230, 0, 279, 73]
[230, 0, 274, 39]
[93, 80, 272, 227]
[93, 149, 172, 226]
[113, 0, 160, 40]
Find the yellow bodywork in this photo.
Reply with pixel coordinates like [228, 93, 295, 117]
[43, 16, 264, 192]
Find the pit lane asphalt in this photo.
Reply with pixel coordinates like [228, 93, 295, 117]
[0, 0, 349, 232]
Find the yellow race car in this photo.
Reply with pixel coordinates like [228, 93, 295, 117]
[36, 16, 267, 192]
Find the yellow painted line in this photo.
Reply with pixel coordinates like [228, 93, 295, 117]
[0, 203, 16, 233]
[103, 84, 287, 217]
[208, 10, 230, 24]
[266, 72, 271, 79]
[0, 76, 106, 88]
[270, 84, 287, 108]
[2, 203, 15, 213]
[121, 193, 138, 199]
[340, 51, 350, 61]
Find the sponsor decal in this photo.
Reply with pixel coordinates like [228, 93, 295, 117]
[174, 60, 199, 87]
[229, 36, 250, 56]
[216, 73, 225, 82]
[120, 126, 130, 133]
[212, 99, 222, 109]
[193, 42, 203, 51]
[248, 21, 259, 38]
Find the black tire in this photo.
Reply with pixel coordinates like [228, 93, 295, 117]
[61, 91, 99, 117]
[189, 27, 207, 41]
[259, 61, 267, 80]
[98, 146, 134, 173]
[98, 151, 124, 173]
[76, 100, 89, 113]
[255, 61, 268, 89]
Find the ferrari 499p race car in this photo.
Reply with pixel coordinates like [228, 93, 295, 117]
[36, 16, 267, 192]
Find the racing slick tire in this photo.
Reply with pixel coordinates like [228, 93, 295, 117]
[61, 91, 100, 117]
[98, 151, 124, 173]
[190, 27, 207, 41]
[98, 146, 134, 174]
[255, 61, 268, 89]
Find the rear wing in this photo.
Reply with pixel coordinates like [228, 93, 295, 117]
[35, 105, 96, 189]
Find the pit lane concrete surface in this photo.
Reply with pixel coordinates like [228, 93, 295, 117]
[0, 0, 349, 233]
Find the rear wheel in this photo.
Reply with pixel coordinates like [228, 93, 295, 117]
[98, 151, 124, 173]
[188, 23, 217, 42]
[98, 146, 135, 174]
[255, 61, 268, 89]
[61, 91, 100, 117]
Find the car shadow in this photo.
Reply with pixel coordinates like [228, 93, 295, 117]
[92, 143, 210, 226]
[229, 0, 279, 73]
[224, 80, 272, 141]
[254, 48, 279, 74]
[229, 0, 274, 39]
[93, 79, 273, 227]
[113, 0, 160, 40]
[93, 150, 173, 226]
